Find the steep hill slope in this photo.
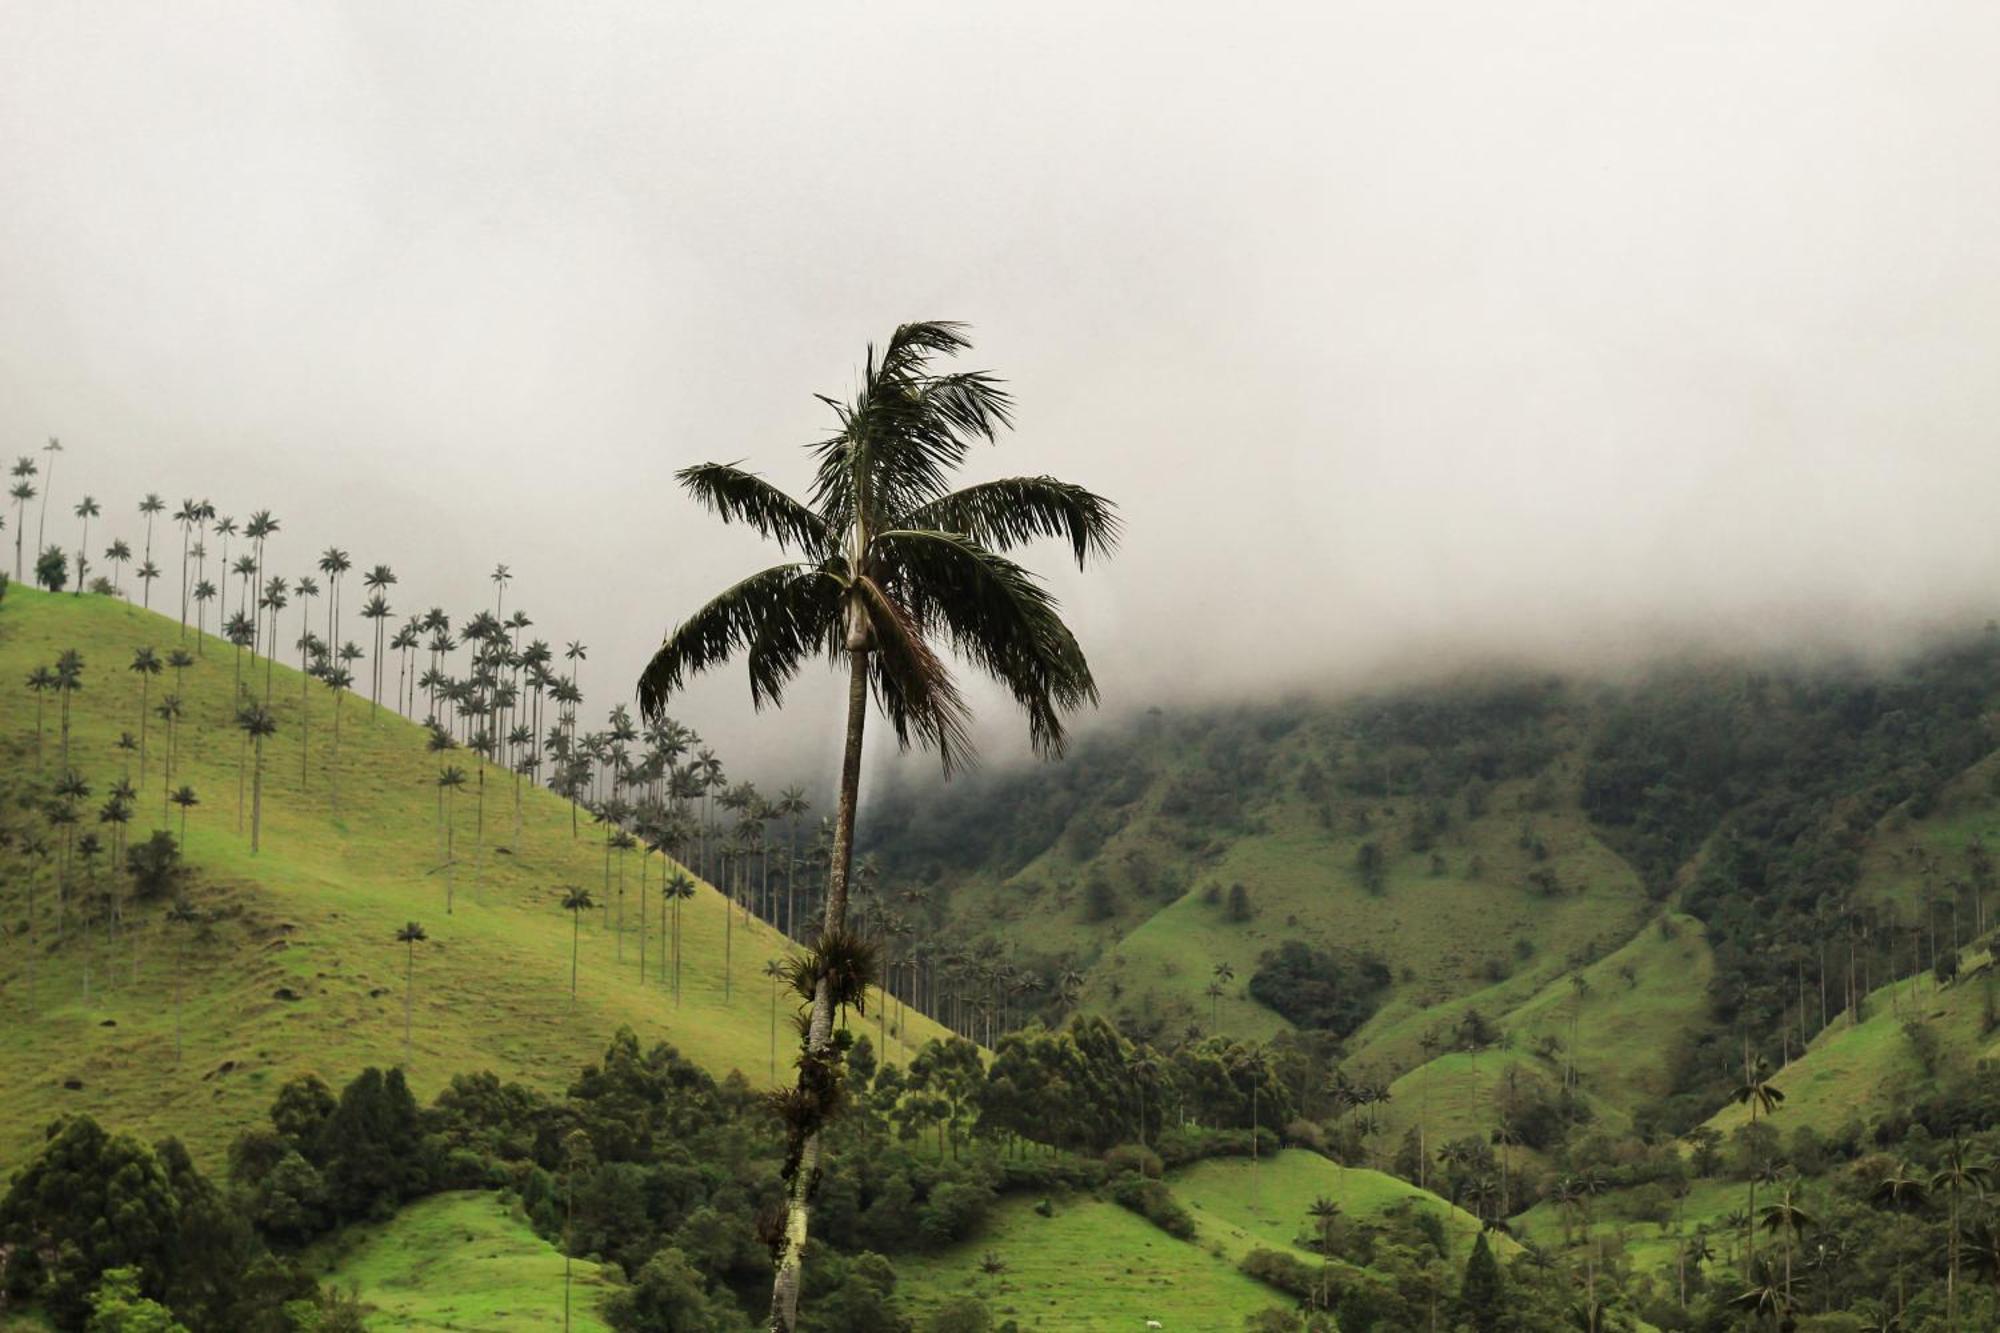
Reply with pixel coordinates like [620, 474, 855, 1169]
[0, 586, 948, 1169]
[868, 639, 2000, 1131]
[310, 1191, 618, 1331]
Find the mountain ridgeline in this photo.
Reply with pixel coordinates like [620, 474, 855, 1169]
[863, 630, 2000, 1127]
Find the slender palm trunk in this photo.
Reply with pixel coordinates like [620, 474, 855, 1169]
[404, 940, 416, 1066]
[769, 649, 868, 1332]
[251, 734, 266, 853]
[570, 911, 580, 1006]
[138, 677, 151, 787]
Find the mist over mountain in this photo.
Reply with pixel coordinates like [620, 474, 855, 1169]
[8, 3, 2000, 790]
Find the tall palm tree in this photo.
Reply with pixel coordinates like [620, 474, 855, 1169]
[173, 497, 201, 632]
[70, 495, 98, 594]
[54, 648, 85, 772]
[295, 576, 320, 784]
[437, 766, 467, 913]
[260, 576, 288, 702]
[325, 664, 354, 816]
[1729, 1261, 1789, 1332]
[1933, 1137, 1992, 1328]
[245, 509, 278, 654]
[774, 785, 810, 938]
[361, 565, 396, 713]
[104, 539, 131, 595]
[36, 437, 60, 561]
[634, 322, 1116, 1331]
[237, 704, 278, 853]
[491, 563, 511, 619]
[1731, 1058, 1785, 1265]
[170, 784, 199, 845]
[192, 580, 216, 645]
[129, 647, 163, 786]
[1209, 961, 1236, 1027]
[154, 694, 184, 825]
[137, 493, 164, 599]
[1757, 1177, 1813, 1306]
[561, 886, 595, 1006]
[764, 956, 786, 1080]
[210, 514, 236, 622]
[665, 871, 696, 1004]
[136, 559, 161, 607]
[25, 664, 56, 768]
[318, 547, 351, 664]
[396, 921, 428, 1067]
[9, 474, 36, 583]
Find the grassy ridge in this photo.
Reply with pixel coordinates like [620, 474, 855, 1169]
[310, 1190, 616, 1331]
[0, 585, 947, 1170]
[892, 1192, 1281, 1330]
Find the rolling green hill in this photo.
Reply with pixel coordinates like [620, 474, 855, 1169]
[310, 1190, 618, 1331]
[0, 584, 948, 1171]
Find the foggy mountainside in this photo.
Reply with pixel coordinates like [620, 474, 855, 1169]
[10, 4, 2000, 1333]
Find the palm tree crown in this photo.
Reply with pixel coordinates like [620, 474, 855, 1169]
[637, 320, 1117, 770]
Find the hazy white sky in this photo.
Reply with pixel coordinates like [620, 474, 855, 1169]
[5, 3, 2000, 783]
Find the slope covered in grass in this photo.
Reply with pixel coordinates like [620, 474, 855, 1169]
[1703, 946, 2000, 1139]
[311, 1190, 616, 1331]
[1171, 1150, 1495, 1262]
[892, 1191, 1284, 1331]
[0, 586, 948, 1169]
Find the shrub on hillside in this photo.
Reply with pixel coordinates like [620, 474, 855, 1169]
[35, 544, 67, 591]
[1247, 941, 1390, 1037]
[1104, 1143, 1164, 1178]
[1106, 1175, 1196, 1241]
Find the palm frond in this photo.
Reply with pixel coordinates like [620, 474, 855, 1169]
[906, 475, 1119, 567]
[637, 563, 845, 720]
[807, 323, 1012, 531]
[872, 529, 1097, 758]
[851, 574, 974, 772]
[676, 463, 830, 557]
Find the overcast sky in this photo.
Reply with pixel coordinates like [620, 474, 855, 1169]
[5, 3, 2000, 787]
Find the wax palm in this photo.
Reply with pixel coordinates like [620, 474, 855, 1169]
[636, 323, 1115, 1331]
[245, 509, 279, 656]
[1758, 1177, 1813, 1303]
[70, 496, 98, 594]
[561, 885, 595, 1005]
[437, 765, 467, 912]
[210, 514, 236, 622]
[318, 547, 350, 662]
[765, 957, 787, 1080]
[1729, 1261, 1789, 1331]
[1731, 1058, 1785, 1264]
[192, 580, 216, 645]
[173, 497, 200, 631]
[237, 704, 278, 853]
[129, 647, 163, 786]
[37, 438, 60, 559]
[54, 649, 84, 771]
[665, 871, 696, 1003]
[13, 459, 40, 581]
[396, 921, 427, 1067]
[104, 539, 131, 594]
[25, 665, 56, 767]
[170, 785, 199, 844]
[1933, 1137, 1993, 1327]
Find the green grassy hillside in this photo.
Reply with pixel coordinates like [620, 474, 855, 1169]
[894, 1192, 1284, 1331]
[311, 1191, 617, 1331]
[1171, 1150, 1496, 1262]
[0, 585, 948, 1170]
[1703, 946, 1999, 1140]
